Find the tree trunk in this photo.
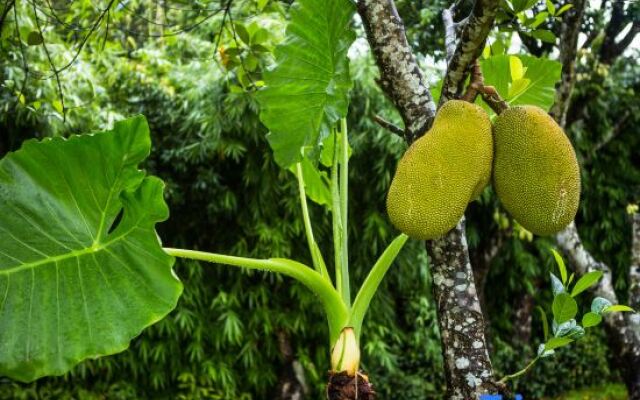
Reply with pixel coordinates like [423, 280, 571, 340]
[427, 219, 499, 399]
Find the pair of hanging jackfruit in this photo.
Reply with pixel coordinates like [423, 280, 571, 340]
[387, 100, 580, 239]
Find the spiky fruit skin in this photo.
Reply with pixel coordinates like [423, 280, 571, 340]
[386, 100, 493, 240]
[493, 106, 580, 235]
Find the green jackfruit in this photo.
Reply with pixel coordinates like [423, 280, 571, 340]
[493, 106, 580, 235]
[386, 100, 493, 240]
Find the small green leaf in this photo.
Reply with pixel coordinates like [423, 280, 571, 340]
[570, 270, 603, 297]
[529, 12, 549, 29]
[555, 3, 573, 15]
[567, 272, 575, 286]
[546, 0, 556, 15]
[251, 28, 269, 45]
[553, 293, 578, 324]
[591, 297, 613, 314]
[582, 312, 602, 328]
[550, 272, 565, 296]
[27, 31, 43, 46]
[51, 100, 63, 114]
[554, 319, 576, 337]
[532, 29, 557, 43]
[545, 336, 573, 351]
[509, 56, 525, 80]
[234, 23, 251, 45]
[603, 305, 636, 313]
[550, 248, 567, 285]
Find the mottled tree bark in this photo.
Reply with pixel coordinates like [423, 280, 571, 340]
[549, 0, 586, 127]
[357, 0, 436, 142]
[276, 330, 308, 400]
[439, 0, 499, 105]
[556, 223, 640, 399]
[427, 219, 498, 399]
[631, 214, 640, 312]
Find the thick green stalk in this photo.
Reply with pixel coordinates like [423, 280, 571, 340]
[331, 129, 347, 305]
[295, 162, 330, 281]
[339, 118, 350, 307]
[163, 248, 349, 344]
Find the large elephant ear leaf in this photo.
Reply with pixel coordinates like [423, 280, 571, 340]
[0, 116, 182, 382]
[256, 0, 356, 168]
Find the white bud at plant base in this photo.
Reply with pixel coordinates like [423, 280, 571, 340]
[331, 327, 360, 376]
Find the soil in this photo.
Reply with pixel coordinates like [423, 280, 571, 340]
[327, 371, 375, 400]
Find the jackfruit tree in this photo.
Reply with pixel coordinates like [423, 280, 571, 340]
[1, 0, 640, 399]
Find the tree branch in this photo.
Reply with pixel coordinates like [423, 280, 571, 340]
[549, 0, 587, 126]
[357, 0, 436, 142]
[439, 0, 499, 105]
[630, 213, 640, 311]
[557, 223, 640, 396]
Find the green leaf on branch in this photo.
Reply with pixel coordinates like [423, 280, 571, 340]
[256, 0, 355, 168]
[545, 336, 573, 351]
[551, 248, 567, 284]
[531, 29, 557, 43]
[603, 305, 636, 313]
[480, 54, 561, 114]
[0, 116, 183, 382]
[582, 312, 602, 328]
[570, 270, 603, 297]
[591, 297, 613, 314]
[553, 293, 578, 324]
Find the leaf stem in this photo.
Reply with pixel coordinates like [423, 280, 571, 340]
[331, 128, 347, 306]
[295, 162, 330, 281]
[498, 356, 540, 384]
[163, 247, 349, 344]
[339, 118, 350, 307]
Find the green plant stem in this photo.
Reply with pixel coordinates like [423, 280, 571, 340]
[499, 356, 540, 384]
[163, 247, 349, 344]
[331, 128, 347, 306]
[295, 162, 330, 281]
[339, 118, 350, 307]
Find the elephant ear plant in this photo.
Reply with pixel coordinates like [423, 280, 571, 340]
[0, 0, 407, 397]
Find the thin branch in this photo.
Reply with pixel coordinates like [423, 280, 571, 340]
[11, 1, 29, 112]
[549, 0, 587, 126]
[357, 0, 436, 142]
[0, 0, 15, 33]
[32, 0, 66, 121]
[372, 114, 404, 137]
[439, 0, 499, 105]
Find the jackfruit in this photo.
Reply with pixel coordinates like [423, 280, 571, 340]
[492, 106, 580, 235]
[386, 100, 493, 240]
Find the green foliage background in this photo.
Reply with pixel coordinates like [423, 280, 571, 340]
[0, 0, 638, 399]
